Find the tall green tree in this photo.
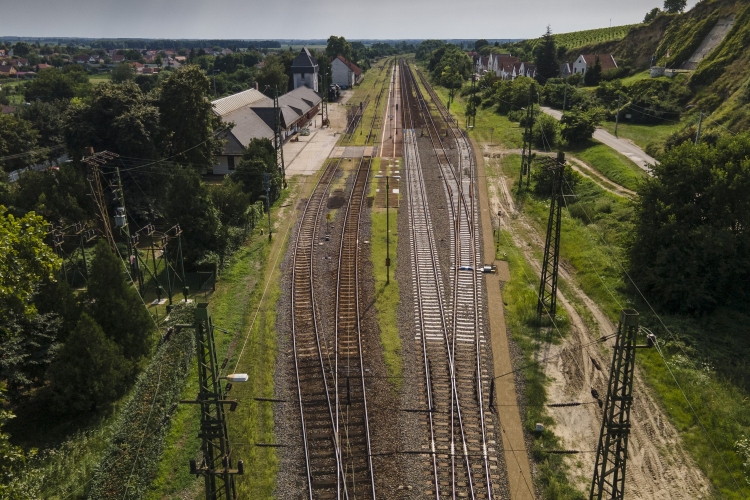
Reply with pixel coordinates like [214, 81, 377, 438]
[534, 25, 558, 82]
[86, 240, 154, 360]
[111, 62, 135, 83]
[584, 55, 603, 86]
[233, 138, 282, 202]
[163, 169, 222, 264]
[0, 389, 42, 498]
[47, 314, 132, 414]
[0, 115, 41, 172]
[629, 134, 750, 313]
[65, 81, 160, 160]
[326, 35, 353, 62]
[416, 39, 444, 61]
[474, 39, 489, 51]
[157, 65, 225, 169]
[663, 0, 687, 13]
[24, 66, 90, 102]
[256, 55, 289, 95]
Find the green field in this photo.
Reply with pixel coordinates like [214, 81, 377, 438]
[599, 121, 680, 152]
[569, 141, 648, 191]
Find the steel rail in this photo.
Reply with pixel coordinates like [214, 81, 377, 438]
[402, 61, 476, 500]
[415, 66, 495, 499]
[290, 158, 348, 500]
[399, 58, 444, 500]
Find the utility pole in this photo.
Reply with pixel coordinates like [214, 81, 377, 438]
[264, 172, 272, 241]
[273, 85, 286, 188]
[82, 150, 119, 252]
[320, 66, 329, 126]
[695, 111, 703, 145]
[537, 152, 565, 321]
[518, 83, 536, 193]
[591, 309, 654, 500]
[614, 95, 621, 137]
[183, 303, 244, 500]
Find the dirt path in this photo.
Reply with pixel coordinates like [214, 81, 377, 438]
[483, 152, 711, 498]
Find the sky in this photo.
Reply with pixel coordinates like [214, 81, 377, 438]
[0, 0, 701, 40]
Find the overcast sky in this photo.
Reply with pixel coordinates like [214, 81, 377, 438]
[0, 0, 700, 40]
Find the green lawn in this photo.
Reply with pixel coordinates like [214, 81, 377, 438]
[147, 185, 298, 499]
[568, 141, 648, 192]
[619, 70, 652, 85]
[599, 121, 680, 152]
[89, 74, 111, 85]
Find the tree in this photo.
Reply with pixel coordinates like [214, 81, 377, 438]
[24, 66, 90, 102]
[0, 389, 42, 498]
[629, 134, 750, 313]
[560, 107, 602, 144]
[644, 7, 661, 23]
[233, 138, 282, 202]
[0, 115, 41, 171]
[532, 112, 560, 149]
[65, 81, 161, 160]
[86, 240, 154, 360]
[0, 208, 59, 320]
[256, 55, 289, 96]
[210, 177, 253, 227]
[326, 35, 353, 62]
[474, 39, 489, 51]
[534, 25, 558, 82]
[17, 99, 67, 153]
[163, 169, 222, 264]
[111, 62, 134, 83]
[584, 55, 603, 86]
[416, 39, 444, 61]
[663, 0, 687, 13]
[157, 65, 225, 169]
[47, 314, 132, 414]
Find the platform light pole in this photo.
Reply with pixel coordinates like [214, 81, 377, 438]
[375, 173, 400, 284]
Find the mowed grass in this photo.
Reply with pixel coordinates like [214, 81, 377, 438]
[369, 157, 403, 388]
[344, 58, 392, 147]
[599, 121, 680, 152]
[147, 185, 299, 499]
[89, 73, 111, 84]
[500, 153, 750, 499]
[568, 141, 648, 192]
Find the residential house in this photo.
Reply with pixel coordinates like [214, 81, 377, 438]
[0, 50, 5, 57]
[291, 47, 319, 92]
[12, 58, 28, 67]
[0, 66, 17, 76]
[35, 63, 52, 70]
[571, 54, 617, 75]
[112, 54, 125, 63]
[331, 55, 362, 88]
[221, 48, 233, 55]
[75, 54, 90, 64]
[211, 86, 322, 175]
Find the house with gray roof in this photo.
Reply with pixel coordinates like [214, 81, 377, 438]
[291, 47, 319, 92]
[211, 86, 322, 175]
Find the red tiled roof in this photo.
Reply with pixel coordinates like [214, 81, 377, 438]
[112, 54, 125, 62]
[336, 55, 362, 76]
[582, 54, 617, 72]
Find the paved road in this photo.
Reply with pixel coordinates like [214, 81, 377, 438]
[541, 106, 657, 174]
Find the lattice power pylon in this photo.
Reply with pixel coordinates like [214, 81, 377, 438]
[590, 309, 641, 500]
[184, 303, 243, 500]
[518, 82, 536, 192]
[273, 86, 286, 186]
[536, 152, 566, 320]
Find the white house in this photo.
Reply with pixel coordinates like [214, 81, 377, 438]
[331, 55, 362, 88]
[291, 47, 319, 92]
[572, 54, 617, 75]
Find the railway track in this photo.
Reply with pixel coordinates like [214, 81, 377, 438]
[290, 60, 391, 500]
[291, 158, 347, 500]
[400, 59, 498, 499]
[334, 157, 376, 499]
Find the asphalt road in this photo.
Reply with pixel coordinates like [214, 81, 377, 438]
[541, 106, 657, 175]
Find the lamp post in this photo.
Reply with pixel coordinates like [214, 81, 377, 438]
[375, 173, 400, 284]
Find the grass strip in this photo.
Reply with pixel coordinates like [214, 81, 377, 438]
[369, 157, 403, 388]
